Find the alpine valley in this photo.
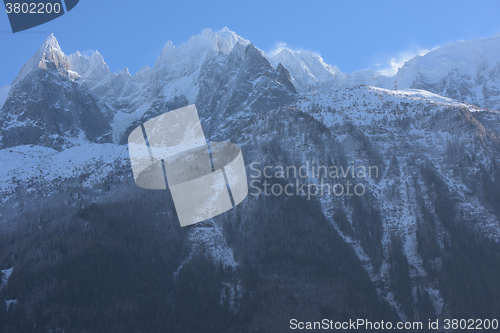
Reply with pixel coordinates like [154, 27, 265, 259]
[1, 28, 500, 332]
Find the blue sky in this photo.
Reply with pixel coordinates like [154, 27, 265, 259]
[1, 0, 500, 87]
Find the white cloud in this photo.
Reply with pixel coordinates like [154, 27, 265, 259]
[80, 49, 97, 58]
[268, 41, 322, 58]
[269, 41, 288, 57]
[377, 46, 437, 76]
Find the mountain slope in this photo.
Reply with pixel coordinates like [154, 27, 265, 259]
[264, 33, 500, 112]
[1, 29, 500, 332]
[196, 42, 298, 139]
[393, 33, 500, 111]
[0, 85, 10, 109]
[268, 48, 345, 92]
[0, 35, 112, 150]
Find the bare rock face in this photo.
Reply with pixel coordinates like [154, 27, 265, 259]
[196, 43, 298, 139]
[1, 68, 112, 150]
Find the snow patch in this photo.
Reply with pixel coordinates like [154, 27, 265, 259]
[174, 219, 238, 277]
[1, 266, 14, 290]
[5, 300, 17, 310]
[0, 144, 128, 202]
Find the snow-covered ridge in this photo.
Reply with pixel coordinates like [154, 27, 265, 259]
[294, 85, 483, 129]
[7, 28, 252, 111]
[7, 28, 500, 114]
[391, 33, 500, 110]
[395, 33, 500, 86]
[0, 143, 128, 203]
[12, 33, 73, 86]
[267, 48, 345, 93]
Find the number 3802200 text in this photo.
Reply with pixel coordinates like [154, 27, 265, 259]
[5, 2, 61, 14]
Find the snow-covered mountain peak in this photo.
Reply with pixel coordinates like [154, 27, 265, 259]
[89, 50, 104, 63]
[119, 68, 131, 76]
[396, 34, 500, 85]
[67, 49, 110, 82]
[216, 27, 250, 52]
[154, 30, 215, 69]
[268, 47, 345, 92]
[34, 33, 68, 69]
[154, 28, 250, 68]
[43, 33, 60, 49]
[12, 34, 71, 86]
[146, 28, 254, 108]
[392, 33, 500, 110]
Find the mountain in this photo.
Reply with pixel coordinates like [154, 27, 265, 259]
[0, 34, 112, 151]
[11, 34, 76, 86]
[268, 48, 345, 92]
[1, 29, 500, 332]
[265, 34, 500, 112]
[195, 42, 298, 139]
[67, 50, 131, 112]
[392, 33, 500, 111]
